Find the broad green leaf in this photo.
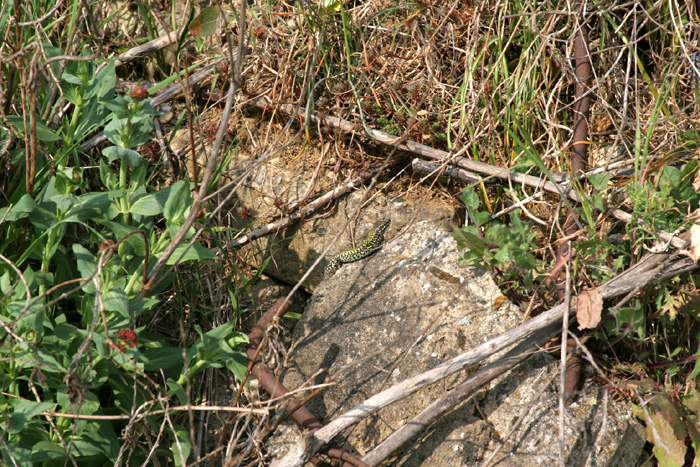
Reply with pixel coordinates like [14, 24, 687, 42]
[64, 191, 112, 221]
[131, 182, 187, 217]
[190, 7, 221, 38]
[104, 117, 129, 148]
[102, 289, 129, 316]
[163, 180, 191, 224]
[453, 226, 487, 256]
[88, 60, 116, 102]
[9, 400, 55, 434]
[31, 441, 67, 462]
[72, 244, 97, 293]
[225, 350, 249, 382]
[227, 332, 249, 348]
[6, 115, 61, 142]
[34, 347, 66, 373]
[320, 0, 342, 13]
[130, 192, 164, 216]
[641, 394, 687, 467]
[53, 322, 81, 345]
[140, 347, 184, 371]
[3, 445, 32, 465]
[99, 159, 117, 190]
[460, 188, 480, 215]
[172, 425, 192, 466]
[103, 145, 141, 167]
[167, 380, 188, 405]
[0, 193, 38, 222]
[102, 96, 130, 116]
[96, 221, 147, 256]
[61, 71, 84, 85]
[130, 297, 160, 317]
[166, 242, 216, 265]
[189, 322, 234, 362]
[66, 437, 105, 457]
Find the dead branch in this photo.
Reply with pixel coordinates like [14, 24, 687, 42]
[361, 323, 561, 466]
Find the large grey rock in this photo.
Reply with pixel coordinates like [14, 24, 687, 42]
[276, 221, 645, 466]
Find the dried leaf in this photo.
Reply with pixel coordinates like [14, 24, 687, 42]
[575, 289, 603, 330]
[492, 295, 508, 310]
[190, 7, 221, 38]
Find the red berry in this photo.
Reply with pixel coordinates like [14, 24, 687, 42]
[130, 86, 149, 101]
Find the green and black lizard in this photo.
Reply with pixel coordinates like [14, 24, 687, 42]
[324, 219, 391, 276]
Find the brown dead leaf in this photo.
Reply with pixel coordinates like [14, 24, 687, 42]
[575, 289, 604, 330]
[492, 295, 508, 310]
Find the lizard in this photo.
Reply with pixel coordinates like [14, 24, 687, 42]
[324, 219, 391, 276]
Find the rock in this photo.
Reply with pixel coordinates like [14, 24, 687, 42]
[275, 221, 645, 466]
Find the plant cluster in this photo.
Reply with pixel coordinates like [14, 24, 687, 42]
[0, 4, 248, 465]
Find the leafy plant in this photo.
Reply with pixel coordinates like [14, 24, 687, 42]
[0, 54, 247, 466]
[453, 187, 543, 291]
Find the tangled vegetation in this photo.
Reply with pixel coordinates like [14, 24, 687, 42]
[1, 0, 700, 465]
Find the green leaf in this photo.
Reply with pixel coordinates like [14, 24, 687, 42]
[99, 159, 117, 190]
[102, 96, 130, 116]
[56, 389, 100, 415]
[130, 192, 164, 216]
[96, 221, 147, 255]
[454, 225, 489, 256]
[613, 307, 645, 339]
[0, 193, 38, 222]
[644, 394, 688, 467]
[140, 347, 184, 371]
[127, 114, 155, 147]
[131, 182, 188, 217]
[64, 191, 112, 222]
[460, 187, 480, 215]
[103, 145, 141, 167]
[130, 297, 160, 317]
[31, 441, 67, 462]
[189, 322, 234, 363]
[67, 437, 105, 457]
[167, 380, 188, 405]
[474, 211, 491, 226]
[103, 289, 129, 316]
[322, 0, 342, 12]
[89, 60, 117, 102]
[589, 172, 611, 192]
[494, 244, 515, 264]
[34, 347, 66, 373]
[72, 244, 97, 293]
[9, 400, 55, 434]
[687, 340, 700, 382]
[163, 180, 191, 225]
[172, 425, 192, 466]
[104, 117, 128, 147]
[61, 71, 84, 85]
[166, 242, 216, 265]
[225, 350, 249, 382]
[189, 7, 221, 38]
[227, 332, 249, 349]
[3, 445, 32, 465]
[6, 115, 61, 142]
